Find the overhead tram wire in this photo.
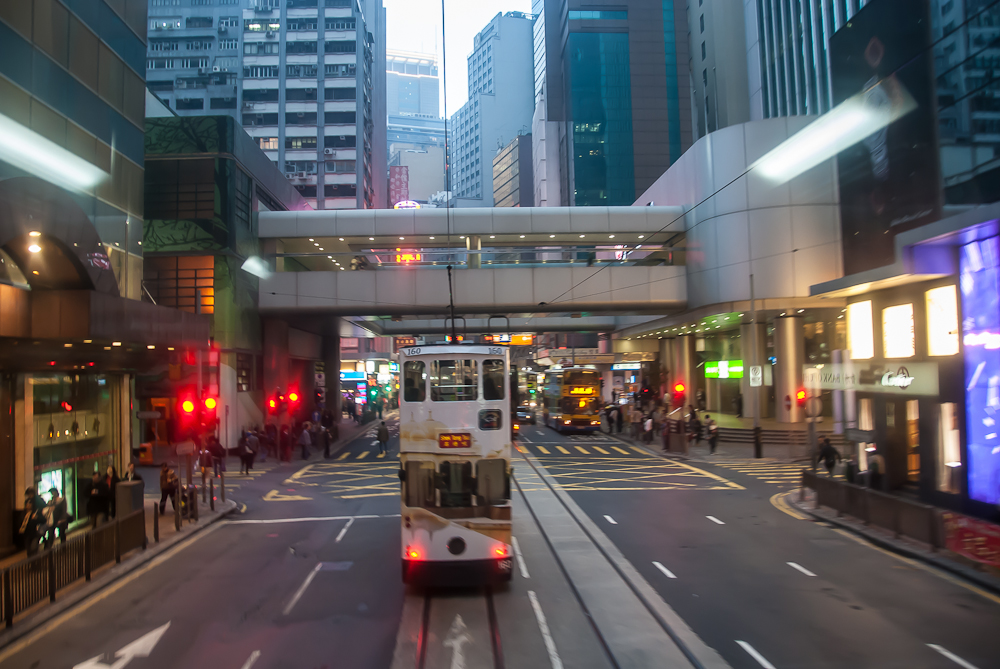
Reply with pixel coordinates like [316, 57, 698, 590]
[525, 0, 1000, 317]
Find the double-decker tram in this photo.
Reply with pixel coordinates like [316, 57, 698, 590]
[542, 366, 602, 433]
[398, 345, 513, 586]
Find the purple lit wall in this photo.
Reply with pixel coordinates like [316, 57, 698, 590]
[960, 236, 1000, 504]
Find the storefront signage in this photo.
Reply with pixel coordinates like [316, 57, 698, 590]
[705, 360, 744, 379]
[804, 362, 938, 395]
[612, 363, 641, 370]
[942, 512, 1000, 568]
[393, 337, 416, 351]
[438, 433, 471, 449]
[340, 371, 366, 381]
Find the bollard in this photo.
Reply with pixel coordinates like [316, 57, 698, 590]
[210, 477, 215, 511]
[202, 468, 207, 503]
[84, 533, 92, 581]
[114, 518, 122, 564]
[142, 505, 148, 550]
[174, 488, 181, 532]
[191, 488, 199, 521]
[153, 502, 160, 543]
[221, 472, 226, 503]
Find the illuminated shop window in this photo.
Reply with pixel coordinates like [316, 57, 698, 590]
[847, 301, 874, 359]
[926, 285, 959, 356]
[882, 303, 915, 358]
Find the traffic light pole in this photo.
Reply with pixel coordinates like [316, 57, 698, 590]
[751, 274, 762, 459]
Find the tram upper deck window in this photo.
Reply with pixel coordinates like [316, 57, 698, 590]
[403, 361, 426, 402]
[431, 360, 478, 401]
[565, 370, 598, 386]
[483, 359, 505, 400]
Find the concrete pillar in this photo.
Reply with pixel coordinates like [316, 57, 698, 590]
[323, 334, 342, 422]
[263, 319, 290, 402]
[261, 239, 285, 272]
[601, 370, 613, 403]
[740, 322, 767, 419]
[671, 335, 698, 408]
[467, 235, 481, 269]
[774, 316, 805, 423]
[659, 338, 672, 392]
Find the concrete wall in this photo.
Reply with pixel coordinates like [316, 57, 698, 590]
[634, 118, 842, 309]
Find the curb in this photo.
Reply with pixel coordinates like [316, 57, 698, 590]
[789, 497, 1000, 597]
[0, 500, 238, 653]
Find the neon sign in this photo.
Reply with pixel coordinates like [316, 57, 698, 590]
[569, 387, 594, 395]
[395, 252, 422, 263]
[393, 200, 420, 209]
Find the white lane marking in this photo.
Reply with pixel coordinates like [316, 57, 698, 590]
[240, 650, 262, 669]
[512, 536, 530, 579]
[528, 591, 564, 669]
[736, 641, 777, 669]
[444, 615, 471, 669]
[227, 514, 392, 525]
[603, 515, 618, 525]
[927, 644, 981, 669]
[335, 517, 355, 543]
[652, 561, 677, 579]
[706, 515, 725, 525]
[787, 561, 817, 577]
[283, 562, 323, 615]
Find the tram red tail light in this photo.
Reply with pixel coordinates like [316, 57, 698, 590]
[406, 546, 421, 560]
[494, 545, 509, 557]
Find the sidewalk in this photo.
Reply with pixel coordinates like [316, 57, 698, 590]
[790, 487, 1000, 597]
[0, 496, 236, 650]
[600, 420, 799, 463]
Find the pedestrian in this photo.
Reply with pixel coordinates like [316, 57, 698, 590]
[124, 462, 143, 483]
[298, 422, 312, 459]
[377, 398, 384, 419]
[247, 429, 260, 470]
[44, 488, 70, 547]
[705, 414, 718, 454]
[237, 433, 250, 474]
[265, 423, 278, 460]
[280, 424, 291, 461]
[644, 414, 654, 444]
[87, 472, 110, 527]
[867, 451, 885, 490]
[105, 465, 120, 518]
[689, 412, 703, 447]
[19, 487, 47, 556]
[377, 420, 389, 455]
[614, 405, 623, 434]
[819, 438, 842, 476]
[208, 435, 225, 477]
[158, 463, 179, 515]
[321, 427, 332, 458]
[631, 406, 642, 439]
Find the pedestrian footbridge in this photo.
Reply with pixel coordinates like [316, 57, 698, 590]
[256, 207, 687, 318]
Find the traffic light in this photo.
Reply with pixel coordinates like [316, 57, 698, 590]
[672, 382, 686, 408]
[202, 396, 218, 431]
[367, 385, 379, 405]
[796, 388, 807, 407]
[267, 396, 278, 415]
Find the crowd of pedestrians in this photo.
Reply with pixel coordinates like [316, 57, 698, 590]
[601, 399, 718, 454]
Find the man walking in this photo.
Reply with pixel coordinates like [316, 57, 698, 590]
[158, 463, 178, 515]
[298, 422, 313, 460]
[705, 414, 718, 454]
[377, 420, 389, 455]
[819, 437, 841, 476]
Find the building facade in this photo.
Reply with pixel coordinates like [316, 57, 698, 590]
[0, 0, 208, 555]
[531, 0, 693, 207]
[492, 133, 533, 207]
[449, 12, 535, 205]
[386, 50, 445, 203]
[147, 0, 387, 211]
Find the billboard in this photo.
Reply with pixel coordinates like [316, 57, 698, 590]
[829, 0, 941, 275]
[388, 165, 409, 207]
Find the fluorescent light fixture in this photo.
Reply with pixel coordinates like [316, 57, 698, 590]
[29, 231, 41, 237]
[241, 255, 273, 279]
[28, 244, 41, 253]
[0, 112, 109, 191]
[752, 82, 917, 184]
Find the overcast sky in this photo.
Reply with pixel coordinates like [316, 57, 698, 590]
[382, 0, 533, 117]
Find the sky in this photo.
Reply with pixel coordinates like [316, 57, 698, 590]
[382, 0, 533, 117]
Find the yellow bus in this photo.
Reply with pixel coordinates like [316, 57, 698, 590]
[541, 367, 602, 433]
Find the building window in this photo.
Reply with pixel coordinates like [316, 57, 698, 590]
[937, 403, 962, 492]
[286, 64, 318, 77]
[147, 59, 176, 69]
[882, 303, 915, 358]
[324, 111, 356, 124]
[244, 89, 279, 102]
[325, 19, 357, 30]
[326, 87, 356, 100]
[244, 20, 280, 32]
[187, 17, 213, 29]
[285, 136, 318, 149]
[176, 98, 204, 110]
[244, 66, 279, 78]
[324, 184, 356, 197]
[926, 286, 959, 356]
[215, 57, 238, 69]
[700, 15, 705, 32]
[288, 19, 318, 30]
[237, 353, 254, 392]
[286, 88, 318, 101]
[325, 63, 356, 78]
[143, 256, 214, 315]
[326, 159, 356, 173]
[243, 113, 279, 125]
[258, 137, 279, 150]
[285, 112, 318, 125]
[150, 41, 179, 52]
[701, 41, 706, 60]
[150, 18, 182, 30]
[325, 41, 357, 54]
[245, 42, 279, 55]
[219, 39, 239, 50]
[219, 17, 239, 28]
[210, 97, 237, 109]
[187, 40, 211, 50]
[286, 41, 318, 54]
[847, 301, 874, 359]
[180, 58, 209, 69]
[284, 161, 317, 174]
[324, 135, 355, 148]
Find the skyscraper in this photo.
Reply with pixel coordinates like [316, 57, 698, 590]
[386, 50, 446, 203]
[448, 12, 535, 205]
[146, 0, 386, 210]
[531, 0, 692, 207]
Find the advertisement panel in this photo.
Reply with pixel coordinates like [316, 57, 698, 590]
[829, 0, 941, 275]
[389, 165, 409, 206]
[942, 512, 1000, 568]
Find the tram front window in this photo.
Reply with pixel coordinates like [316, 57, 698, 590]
[403, 361, 426, 402]
[431, 360, 478, 401]
[439, 461, 474, 507]
[483, 359, 505, 400]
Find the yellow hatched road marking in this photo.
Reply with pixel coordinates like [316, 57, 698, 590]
[337, 452, 350, 460]
[770, 491, 808, 519]
[376, 451, 385, 459]
[536, 446, 551, 454]
[593, 446, 610, 454]
[575, 446, 590, 455]
[612, 446, 630, 455]
[556, 446, 571, 455]
[356, 451, 369, 459]
[667, 459, 744, 489]
[631, 447, 647, 455]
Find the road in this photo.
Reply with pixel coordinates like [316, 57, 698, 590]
[515, 423, 1000, 669]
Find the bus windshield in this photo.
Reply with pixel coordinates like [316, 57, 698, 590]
[565, 370, 598, 386]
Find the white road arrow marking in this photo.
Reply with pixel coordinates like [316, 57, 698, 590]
[443, 614, 472, 669]
[74, 622, 171, 669]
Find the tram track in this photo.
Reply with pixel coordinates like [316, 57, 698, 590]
[413, 587, 505, 669]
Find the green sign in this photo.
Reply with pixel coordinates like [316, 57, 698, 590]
[705, 360, 744, 379]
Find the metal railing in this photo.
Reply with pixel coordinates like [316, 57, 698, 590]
[801, 471, 942, 549]
[1, 508, 146, 628]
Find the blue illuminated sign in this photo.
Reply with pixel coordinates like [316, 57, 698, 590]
[340, 371, 366, 381]
[960, 237, 1000, 505]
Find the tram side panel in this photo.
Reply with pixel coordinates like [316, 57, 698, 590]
[397, 347, 513, 586]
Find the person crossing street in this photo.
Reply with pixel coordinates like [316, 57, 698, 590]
[376, 421, 389, 455]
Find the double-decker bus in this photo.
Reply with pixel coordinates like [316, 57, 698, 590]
[397, 345, 513, 586]
[541, 366, 602, 433]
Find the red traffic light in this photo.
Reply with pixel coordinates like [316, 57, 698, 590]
[268, 398, 277, 409]
[181, 399, 195, 414]
[673, 382, 686, 393]
[60, 401, 73, 412]
[288, 391, 299, 403]
[795, 389, 807, 405]
[204, 397, 217, 410]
